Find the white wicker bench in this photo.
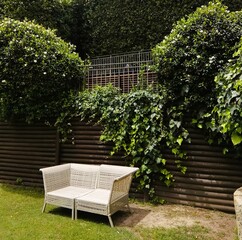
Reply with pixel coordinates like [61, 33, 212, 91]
[40, 163, 138, 226]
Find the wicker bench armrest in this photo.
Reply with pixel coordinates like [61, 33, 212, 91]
[110, 173, 133, 203]
[40, 164, 71, 193]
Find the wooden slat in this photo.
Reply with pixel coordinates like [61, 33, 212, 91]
[0, 122, 57, 186]
[0, 120, 242, 213]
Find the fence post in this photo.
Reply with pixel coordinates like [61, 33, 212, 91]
[55, 130, 60, 165]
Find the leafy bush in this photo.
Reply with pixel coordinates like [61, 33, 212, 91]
[0, 0, 89, 57]
[0, 18, 85, 123]
[55, 84, 121, 140]
[57, 85, 187, 200]
[205, 37, 242, 147]
[152, 1, 242, 114]
[0, 0, 69, 37]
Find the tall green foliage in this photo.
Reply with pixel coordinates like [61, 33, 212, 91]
[1, 0, 241, 56]
[202, 37, 242, 150]
[152, 1, 242, 153]
[0, 0, 89, 57]
[152, 1, 242, 115]
[86, 0, 242, 56]
[86, 0, 199, 55]
[0, 18, 85, 123]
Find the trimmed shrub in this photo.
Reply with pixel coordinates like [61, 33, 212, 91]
[0, 0, 89, 57]
[152, 1, 242, 114]
[0, 0, 69, 36]
[209, 37, 242, 147]
[0, 18, 85, 123]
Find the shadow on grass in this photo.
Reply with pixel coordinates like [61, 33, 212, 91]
[47, 206, 151, 227]
[0, 183, 44, 199]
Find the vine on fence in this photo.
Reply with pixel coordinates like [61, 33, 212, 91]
[56, 1, 242, 201]
[56, 84, 187, 201]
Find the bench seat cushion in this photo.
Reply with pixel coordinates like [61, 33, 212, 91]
[46, 186, 93, 209]
[75, 189, 111, 215]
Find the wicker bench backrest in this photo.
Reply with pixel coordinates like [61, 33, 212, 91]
[70, 164, 99, 188]
[97, 164, 137, 190]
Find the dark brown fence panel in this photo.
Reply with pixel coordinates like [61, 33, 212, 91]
[0, 122, 57, 187]
[59, 121, 127, 166]
[0, 120, 242, 212]
[156, 128, 242, 212]
[59, 120, 139, 199]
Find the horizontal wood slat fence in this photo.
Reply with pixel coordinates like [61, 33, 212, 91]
[0, 120, 242, 213]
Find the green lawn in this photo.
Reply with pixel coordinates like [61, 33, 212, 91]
[0, 184, 227, 240]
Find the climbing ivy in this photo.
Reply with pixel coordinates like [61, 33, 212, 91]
[55, 1, 242, 201]
[198, 37, 242, 153]
[56, 84, 187, 200]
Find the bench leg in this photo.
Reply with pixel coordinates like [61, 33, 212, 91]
[127, 203, 132, 213]
[72, 201, 75, 220]
[74, 208, 78, 220]
[42, 202, 47, 213]
[108, 215, 114, 227]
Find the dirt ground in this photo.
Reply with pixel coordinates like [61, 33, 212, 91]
[113, 202, 237, 240]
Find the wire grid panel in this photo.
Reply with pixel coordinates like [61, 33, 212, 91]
[91, 51, 152, 66]
[86, 51, 157, 92]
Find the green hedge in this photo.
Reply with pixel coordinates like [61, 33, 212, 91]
[1, 0, 242, 56]
[152, 1, 242, 115]
[86, 0, 242, 56]
[0, 18, 85, 123]
[0, 0, 89, 57]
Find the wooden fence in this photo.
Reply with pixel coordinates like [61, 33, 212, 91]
[0, 121, 242, 213]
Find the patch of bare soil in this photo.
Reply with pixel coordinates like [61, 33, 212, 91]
[114, 202, 237, 240]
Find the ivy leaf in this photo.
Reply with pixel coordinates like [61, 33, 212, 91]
[191, 118, 197, 124]
[231, 131, 242, 145]
[176, 136, 183, 146]
[172, 148, 179, 155]
[223, 148, 228, 155]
